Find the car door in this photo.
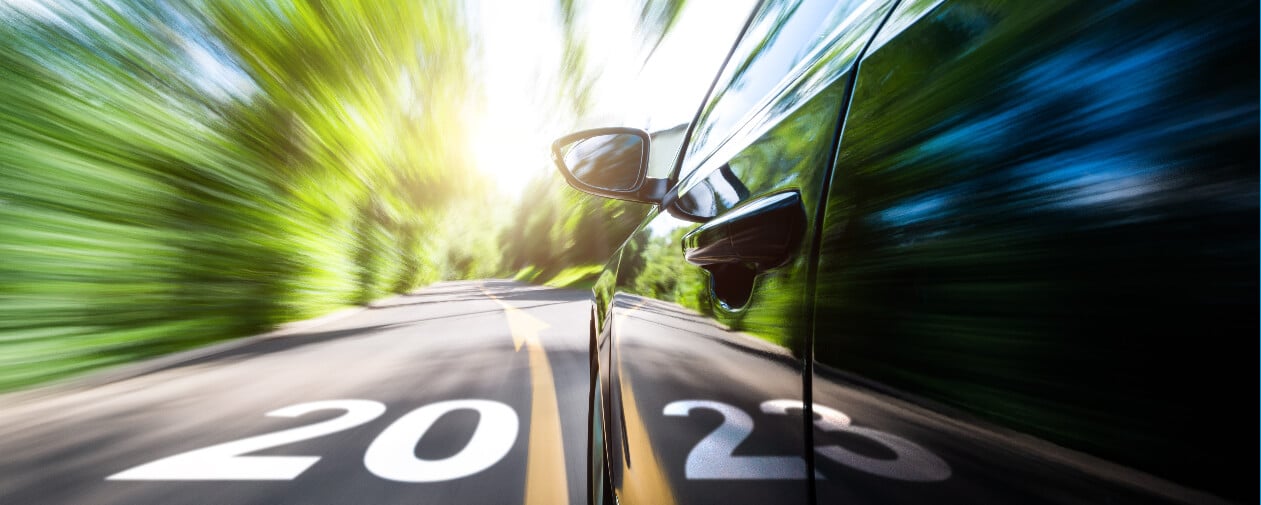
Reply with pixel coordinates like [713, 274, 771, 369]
[596, 0, 897, 503]
[812, 0, 1256, 503]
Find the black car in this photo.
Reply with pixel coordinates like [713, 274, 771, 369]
[551, 0, 1256, 504]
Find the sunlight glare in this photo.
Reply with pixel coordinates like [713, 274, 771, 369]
[469, 0, 756, 196]
[469, 0, 569, 195]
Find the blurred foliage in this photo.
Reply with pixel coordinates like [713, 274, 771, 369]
[541, 264, 605, 289]
[621, 225, 710, 314]
[499, 174, 647, 281]
[0, 0, 696, 391]
[499, 0, 689, 286]
[0, 0, 489, 391]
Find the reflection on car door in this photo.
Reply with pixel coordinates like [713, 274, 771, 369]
[599, 0, 896, 503]
[813, 0, 1256, 503]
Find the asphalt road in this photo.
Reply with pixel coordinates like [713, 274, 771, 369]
[0, 280, 591, 505]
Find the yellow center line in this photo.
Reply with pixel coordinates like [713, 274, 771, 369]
[611, 302, 677, 505]
[481, 284, 569, 505]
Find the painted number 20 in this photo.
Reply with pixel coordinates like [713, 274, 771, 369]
[108, 399, 517, 482]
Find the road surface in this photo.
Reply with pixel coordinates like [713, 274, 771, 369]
[0, 280, 590, 505]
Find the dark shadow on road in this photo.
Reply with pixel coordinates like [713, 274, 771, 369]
[495, 289, 589, 303]
[149, 299, 582, 374]
[148, 324, 397, 373]
[369, 280, 589, 310]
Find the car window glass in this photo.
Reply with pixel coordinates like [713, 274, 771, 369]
[647, 124, 687, 179]
[678, 0, 870, 181]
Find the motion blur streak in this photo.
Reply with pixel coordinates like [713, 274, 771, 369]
[0, 0, 694, 394]
[0, 0, 490, 391]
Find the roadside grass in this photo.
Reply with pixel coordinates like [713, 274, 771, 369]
[513, 265, 543, 283]
[513, 264, 602, 290]
[544, 264, 603, 289]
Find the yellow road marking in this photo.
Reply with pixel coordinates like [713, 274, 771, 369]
[503, 304, 549, 352]
[612, 303, 677, 505]
[481, 285, 569, 505]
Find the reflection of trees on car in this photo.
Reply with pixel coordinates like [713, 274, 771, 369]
[626, 226, 712, 316]
[562, 0, 1255, 502]
[813, 0, 1256, 499]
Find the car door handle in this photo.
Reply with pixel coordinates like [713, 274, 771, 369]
[682, 191, 806, 272]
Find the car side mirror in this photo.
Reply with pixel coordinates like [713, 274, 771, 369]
[551, 127, 665, 203]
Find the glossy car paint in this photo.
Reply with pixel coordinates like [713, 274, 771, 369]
[582, 0, 1256, 504]
[594, 0, 896, 503]
[810, 0, 1257, 503]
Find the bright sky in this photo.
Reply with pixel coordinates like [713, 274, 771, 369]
[468, 0, 756, 196]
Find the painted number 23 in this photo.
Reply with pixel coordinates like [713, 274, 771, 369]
[108, 399, 517, 482]
[664, 399, 951, 482]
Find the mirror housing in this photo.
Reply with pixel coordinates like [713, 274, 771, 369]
[551, 127, 665, 203]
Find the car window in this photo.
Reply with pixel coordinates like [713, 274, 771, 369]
[647, 124, 687, 179]
[676, 0, 874, 182]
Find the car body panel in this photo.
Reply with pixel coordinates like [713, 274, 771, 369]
[596, 0, 898, 503]
[582, 0, 1255, 504]
[812, 0, 1257, 503]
